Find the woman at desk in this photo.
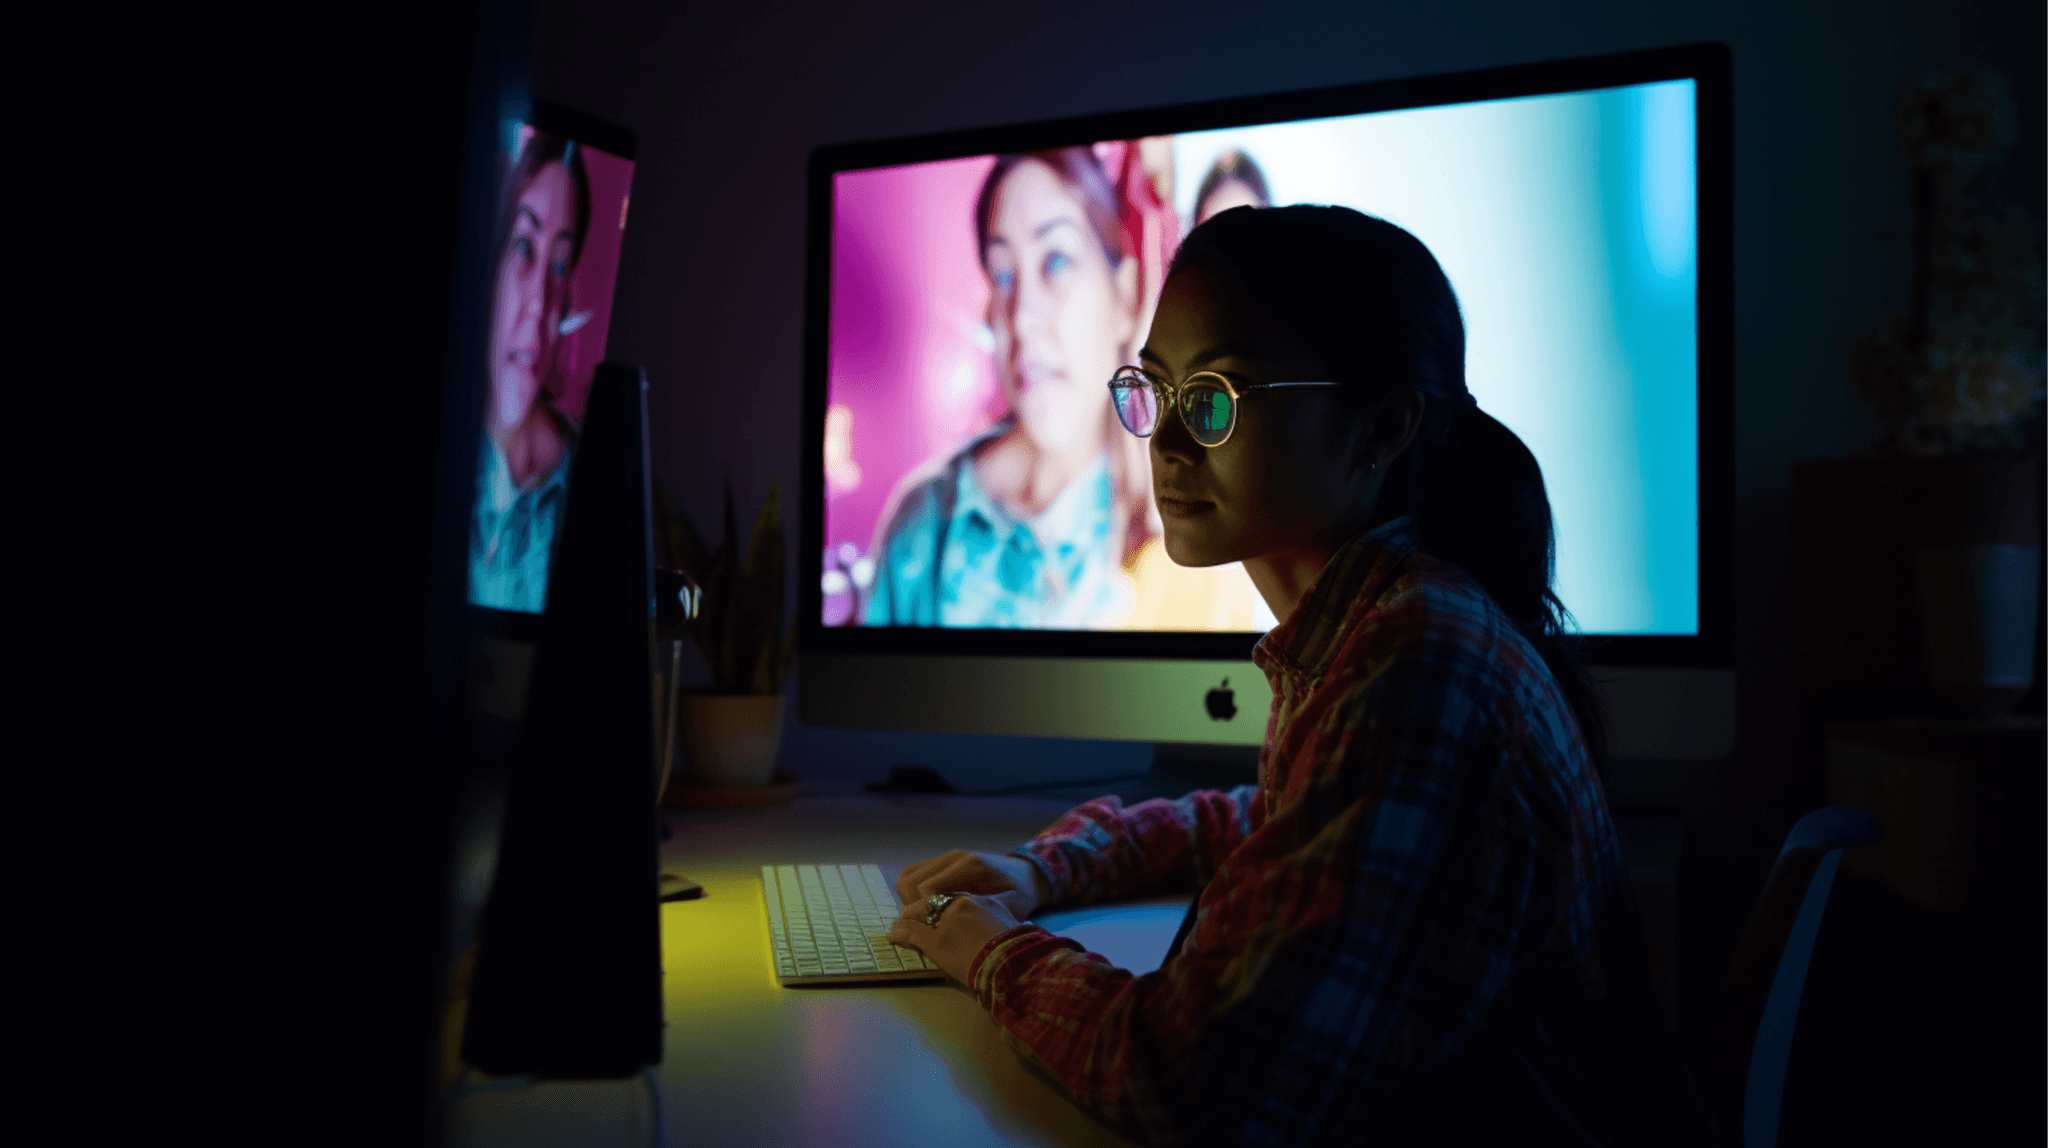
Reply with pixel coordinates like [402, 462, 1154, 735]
[888, 207, 1715, 1146]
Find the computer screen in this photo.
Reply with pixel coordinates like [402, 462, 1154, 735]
[468, 114, 636, 613]
[801, 45, 1732, 754]
[825, 84, 1698, 638]
[447, 100, 657, 1086]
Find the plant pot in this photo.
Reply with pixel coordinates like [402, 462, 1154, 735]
[679, 693, 785, 789]
[654, 639, 684, 800]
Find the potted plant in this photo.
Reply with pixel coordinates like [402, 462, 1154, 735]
[654, 477, 796, 790]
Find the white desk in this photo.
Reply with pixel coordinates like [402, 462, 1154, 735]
[448, 789, 1188, 1147]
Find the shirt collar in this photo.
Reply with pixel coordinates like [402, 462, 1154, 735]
[1023, 452, 1110, 540]
[952, 447, 1110, 540]
[477, 427, 574, 530]
[480, 432, 518, 520]
[1254, 516, 1416, 680]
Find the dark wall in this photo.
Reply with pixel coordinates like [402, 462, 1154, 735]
[531, 0, 2044, 823]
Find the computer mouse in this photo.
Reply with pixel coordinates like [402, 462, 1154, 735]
[866, 765, 960, 795]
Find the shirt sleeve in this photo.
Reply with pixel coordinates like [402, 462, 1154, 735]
[969, 659, 1546, 1146]
[1011, 784, 1260, 908]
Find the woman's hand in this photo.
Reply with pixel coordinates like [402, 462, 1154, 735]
[886, 892, 1023, 984]
[895, 850, 1050, 919]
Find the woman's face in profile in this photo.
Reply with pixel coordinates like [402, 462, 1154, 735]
[1142, 267, 1368, 568]
[487, 160, 576, 445]
[983, 159, 1138, 458]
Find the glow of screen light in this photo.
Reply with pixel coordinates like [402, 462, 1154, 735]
[942, 355, 982, 407]
[824, 405, 863, 495]
[964, 319, 996, 354]
[1642, 82, 1696, 282]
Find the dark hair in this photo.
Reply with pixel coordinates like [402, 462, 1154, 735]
[974, 148, 1127, 268]
[1193, 149, 1271, 217]
[495, 130, 593, 272]
[1168, 205, 1608, 770]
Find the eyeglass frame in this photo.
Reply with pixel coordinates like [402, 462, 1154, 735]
[1107, 365, 1345, 448]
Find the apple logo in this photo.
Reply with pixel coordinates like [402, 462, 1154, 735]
[1204, 678, 1237, 721]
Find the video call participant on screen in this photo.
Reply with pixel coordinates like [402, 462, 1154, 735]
[1191, 149, 1271, 226]
[864, 149, 1152, 628]
[470, 132, 591, 612]
[888, 207, 1715, 1145]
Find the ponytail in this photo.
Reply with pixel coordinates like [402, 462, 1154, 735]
[1402, 405, 1608, 770]
[1170, 205, 1607, 772]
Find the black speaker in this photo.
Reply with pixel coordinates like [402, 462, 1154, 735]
[461, 363, 664, 1077]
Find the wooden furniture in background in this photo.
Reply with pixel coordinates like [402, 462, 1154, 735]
[1825, 718, 2045, 913]
[1809, 719, 2046, 1146]
[1791, 454, 2042, 717]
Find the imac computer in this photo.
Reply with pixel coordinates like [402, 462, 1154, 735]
[466, 101, 639, 631]
[799, 44, 1735, 764]
[444, 99, 665, 1080]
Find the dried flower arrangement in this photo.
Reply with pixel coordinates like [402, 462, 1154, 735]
[1844, 71, 2046, 456]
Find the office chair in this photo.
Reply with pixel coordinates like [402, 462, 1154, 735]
[1703, 805, 1882, 1148]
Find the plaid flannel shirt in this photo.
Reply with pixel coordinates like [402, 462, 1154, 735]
[971, 519, 1714, 1147]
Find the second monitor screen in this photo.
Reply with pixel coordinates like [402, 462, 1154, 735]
[824, 81, 1700, 637]
[470, 124, 635, 615]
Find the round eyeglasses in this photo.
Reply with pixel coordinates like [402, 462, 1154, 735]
[1108, 365, 1343, 448]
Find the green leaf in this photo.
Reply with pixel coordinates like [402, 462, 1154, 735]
[664, 471, 794, 695]
[774, 620, 796, 689]
[654, 480, 713, 582]
[721, 474, 739, 571]
[694, 555, 735, 690]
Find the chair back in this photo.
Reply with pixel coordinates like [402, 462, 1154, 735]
[1702, 806, 1881, 1148]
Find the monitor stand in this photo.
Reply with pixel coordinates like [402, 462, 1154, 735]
[1144, 741, 1259, 798]
[1046, 742, 1257, 806]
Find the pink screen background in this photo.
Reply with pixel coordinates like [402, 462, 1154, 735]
[824, 155, 1003, 568]
[539, 130, 634, 427]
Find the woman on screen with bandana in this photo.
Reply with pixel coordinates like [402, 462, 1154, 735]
[863, 147, 1157, 628]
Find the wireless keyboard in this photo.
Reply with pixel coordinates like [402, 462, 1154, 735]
[761, 863, 946, 985]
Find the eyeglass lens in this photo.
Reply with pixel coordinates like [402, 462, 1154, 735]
[1110, 372, 1159, 436]
[1112, 370, 1239, 447]
[1181, 377, 1234, 446]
